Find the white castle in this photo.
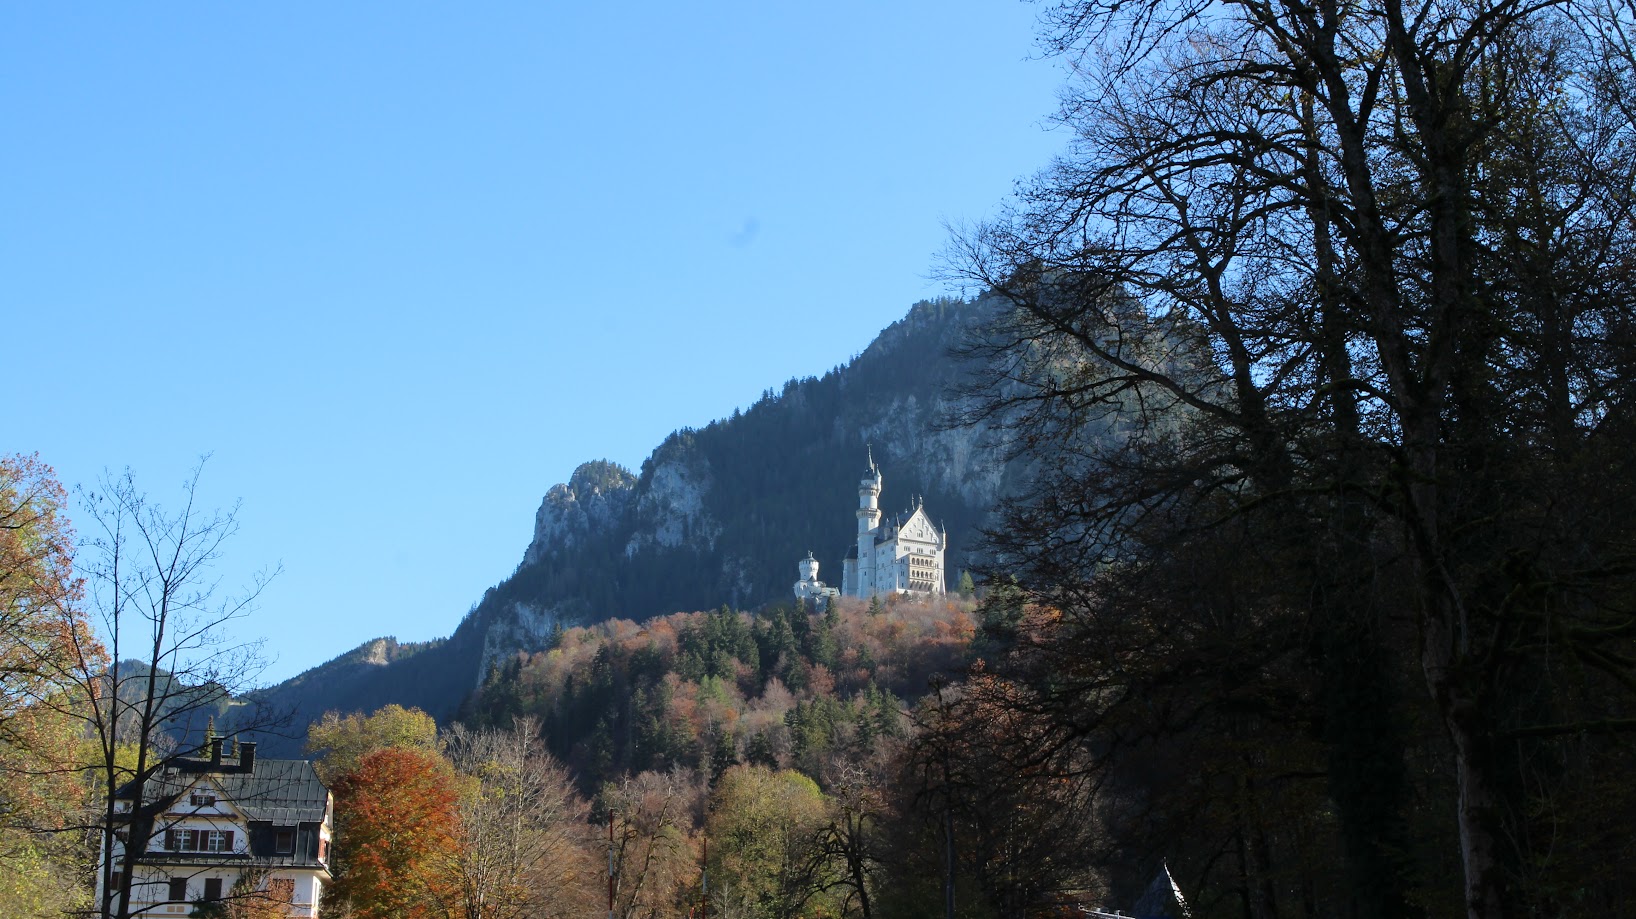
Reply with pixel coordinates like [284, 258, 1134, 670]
[794, 450, 948, 605]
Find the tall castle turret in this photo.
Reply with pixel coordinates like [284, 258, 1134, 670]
[855, 448, 882, 596]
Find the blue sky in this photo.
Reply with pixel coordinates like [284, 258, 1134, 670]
[4, 2, 1067, 684]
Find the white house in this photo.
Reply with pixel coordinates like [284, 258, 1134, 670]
[100, 738, 333, 917]
[840, 450, 948, 599]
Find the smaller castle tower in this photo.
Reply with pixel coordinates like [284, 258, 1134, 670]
[794, 551, 839, 609]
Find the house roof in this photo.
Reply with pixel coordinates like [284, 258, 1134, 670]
[213, 758, 329, 824]
[120, 748, 329, 825]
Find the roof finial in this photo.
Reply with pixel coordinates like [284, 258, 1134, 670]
[866, 444, 876, 472]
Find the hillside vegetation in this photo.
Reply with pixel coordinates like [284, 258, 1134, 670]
[460, 596, 973, 788]
[246, 297, 1031, 751]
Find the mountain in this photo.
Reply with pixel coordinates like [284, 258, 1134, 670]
[245, 297, 1023, 754]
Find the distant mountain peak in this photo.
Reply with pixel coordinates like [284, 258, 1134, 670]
[523, 459, 638, 565]
[249, 296, 1025, 752]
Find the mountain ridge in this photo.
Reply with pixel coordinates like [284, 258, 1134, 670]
[246, 297, 1021, 753]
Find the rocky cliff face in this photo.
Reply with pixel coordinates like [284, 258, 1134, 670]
[524, 460, 637, 564]
[472, 299, 1020, 667]
[624, 442, 720, 556]
[248, 297, 1024, 749]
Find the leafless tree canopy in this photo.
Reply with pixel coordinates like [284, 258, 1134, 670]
[945, 0, 1636, 915]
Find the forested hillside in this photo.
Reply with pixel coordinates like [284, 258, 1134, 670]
[300, 590, 1125, 919]
[460, 596, 973, 788]
[246, 297, 1030, 750]
[495, 296, 1013, 626]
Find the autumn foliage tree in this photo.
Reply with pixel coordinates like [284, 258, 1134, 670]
[0, 453, 99, 914]
[330, 747, 462, 918]
[707, 765, 832, 919]
[442, 719, 601, 919]
[306, 703, 441, 785]
[602, 768, 706, 919]
[0, 453, 91, 734]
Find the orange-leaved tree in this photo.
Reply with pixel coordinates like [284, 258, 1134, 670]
[0, 453, 99, 914]
[331, 747, 462, 919]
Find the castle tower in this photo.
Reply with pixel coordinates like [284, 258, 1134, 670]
[855, 447, 882, 597]
[794, 551, 838, 609]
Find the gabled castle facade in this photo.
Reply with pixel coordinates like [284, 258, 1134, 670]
[842, 451, 947, 598]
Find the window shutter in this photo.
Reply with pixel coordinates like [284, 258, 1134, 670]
[224, 830, 235, 851]
[164, 829, 177, 850]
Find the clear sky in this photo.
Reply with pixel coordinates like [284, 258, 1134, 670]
[3, 2, 1068, 684]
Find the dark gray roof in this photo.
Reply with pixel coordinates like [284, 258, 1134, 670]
[214, 758, 328, 823]
[125, 754, 329, 825]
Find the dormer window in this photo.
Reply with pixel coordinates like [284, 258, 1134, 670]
[190, 791, 217, 806]
[165, 829, 235, 852]
[274, 827, 295, 854]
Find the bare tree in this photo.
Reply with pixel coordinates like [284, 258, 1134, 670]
[51, 461, 282, 919]
[602, 769, 704, 919]
[805, 759, 893, 919]
[439, 718, 599, 919]
[947, 0, 1636, 915]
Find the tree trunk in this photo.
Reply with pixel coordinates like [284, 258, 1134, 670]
[1423, 604, 1511, 919]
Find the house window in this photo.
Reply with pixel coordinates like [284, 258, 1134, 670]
[190, 791, 217, 806]
[168, 878, 187, 902]
[318, 838, 329, 862]
[274, 827, 295, 854]
[169, 829, 235, 852]
[203, 878, 223, 901]
[109, 870, 123, 893]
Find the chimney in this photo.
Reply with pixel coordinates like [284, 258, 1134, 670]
[239, 741, 257, 774]
[209, 738, 224, 766]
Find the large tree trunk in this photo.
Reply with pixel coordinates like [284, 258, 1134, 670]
[1423, 601, 1512, 919]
